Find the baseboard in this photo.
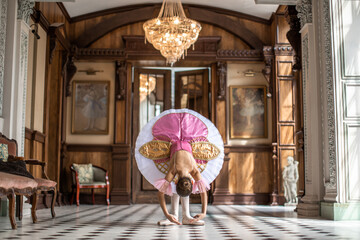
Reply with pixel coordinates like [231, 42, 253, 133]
[213, 193, 271, 205]
[321, 202, 360, 220]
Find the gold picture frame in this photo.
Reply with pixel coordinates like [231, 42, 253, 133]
[229, 85, 267, 139]
[72, 80, 110, 134]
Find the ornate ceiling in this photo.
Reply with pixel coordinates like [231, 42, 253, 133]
[63, 0, 278, 20]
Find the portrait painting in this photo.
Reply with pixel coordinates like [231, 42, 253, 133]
[230, 86, 267, 139]
[72, 81, 110, 134]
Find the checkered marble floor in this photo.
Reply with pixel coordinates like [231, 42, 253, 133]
[0, 204, 360, 240]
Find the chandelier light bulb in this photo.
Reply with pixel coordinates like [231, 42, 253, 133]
[143, 0, 202, 65]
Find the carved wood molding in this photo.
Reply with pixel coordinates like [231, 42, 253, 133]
[274, 45, 294, 56]
[75, 48, 262, 62]
[217, 62, 226, 100]
[76, 48, 126, 60]
[116, 61, 127, 101]
[285, 6, 301, 71]
[216, 49, 263, 61]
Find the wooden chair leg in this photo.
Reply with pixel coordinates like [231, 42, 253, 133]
[106, 184, 110, 206]
[7, 192, 16, 229]
[76, 186, 80, 206]
[31, 192, 38, 223]
[51, 189, 56, 218]
[91, 189, 95, 205]
[16, 195, 23, 220]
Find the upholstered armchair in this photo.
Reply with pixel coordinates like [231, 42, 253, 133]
[70, 164, 110, 206]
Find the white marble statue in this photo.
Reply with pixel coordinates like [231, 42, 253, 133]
[282, 156, 299, 204]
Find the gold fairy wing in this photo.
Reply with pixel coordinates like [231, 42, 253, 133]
[191, 142, 220, 161]
[139, 140, 171, 160]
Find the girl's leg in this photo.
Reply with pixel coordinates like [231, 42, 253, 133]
[181, 196, 204, 225]
[158, 194, 180, 225]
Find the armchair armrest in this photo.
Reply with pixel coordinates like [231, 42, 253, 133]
[24, 159, 49, 180]
[93, 166, 108, 183]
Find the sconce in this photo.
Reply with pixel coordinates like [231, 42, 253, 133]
[30, 24, 40, 40]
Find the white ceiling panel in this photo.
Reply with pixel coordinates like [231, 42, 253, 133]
[63, 0, 278, 20]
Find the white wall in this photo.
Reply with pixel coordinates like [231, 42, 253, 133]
[331, 0, 360, 203]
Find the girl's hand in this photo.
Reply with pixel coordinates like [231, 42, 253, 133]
[166, 213, 181, 225]
[191, 213, 206, 222]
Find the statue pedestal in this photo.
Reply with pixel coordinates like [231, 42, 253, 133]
[284, 202, 297, 207]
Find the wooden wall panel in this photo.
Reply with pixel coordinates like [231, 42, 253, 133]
[279, 80, 294, 122]
[64, 151, 112, 193]
[24, 139, 31, 160]
[216, 101, 227, 142]
[276, 15, 290, 44]
[88, 22, 251, 50]
[280, 125, 294, 145]
[229, 152, 272, 194]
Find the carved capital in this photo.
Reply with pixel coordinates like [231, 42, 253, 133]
[116, 60, 127, 101]
[296, 0, 312, 29]
[216, 62, 227, 100]
[17, 0, 34, 25]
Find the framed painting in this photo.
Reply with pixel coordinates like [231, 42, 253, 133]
[72, 81, 110, 134]
[229, 86, 267, 139]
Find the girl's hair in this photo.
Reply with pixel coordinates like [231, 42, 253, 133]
[176, 176, 193, 197]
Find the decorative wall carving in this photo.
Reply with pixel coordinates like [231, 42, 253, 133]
[19, 30, 28, 156]
[285, 6, 302, 71]
[262, 46, 274, 96]
[302, 33, 311, 184]
[63, 54, 77, 97]
[116, 61, 127, 101]
[0, 0, 7, 116]
[322, 0, 337, 190]
[17, 0, 34, 25]
[296, 0, 313, 29]
[217, 62, 227, 100]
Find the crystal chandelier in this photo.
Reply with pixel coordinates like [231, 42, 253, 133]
[143, 0, 202, 65]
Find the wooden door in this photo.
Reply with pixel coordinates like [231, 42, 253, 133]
[175, 69, 210, 203]
[132, 69, 171, 203]
[175, 70, 209, 118]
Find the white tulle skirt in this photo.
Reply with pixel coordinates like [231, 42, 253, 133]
[135, 109, 224, 195]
